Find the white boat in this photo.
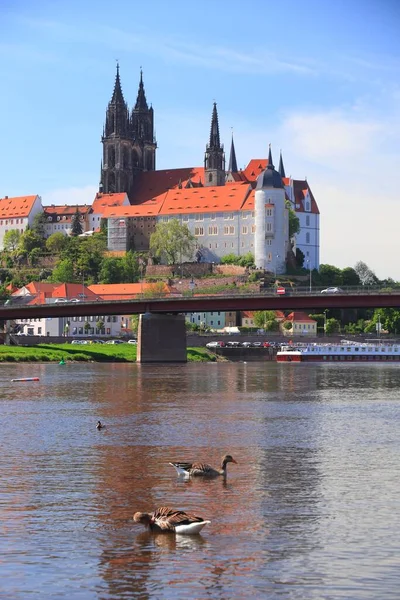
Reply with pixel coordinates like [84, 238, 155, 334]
[276, 340, 400, 363]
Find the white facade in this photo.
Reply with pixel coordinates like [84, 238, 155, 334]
[15, 310, 130, 338]
[0, 195, 43, 250]
[254, 185, 289, 273]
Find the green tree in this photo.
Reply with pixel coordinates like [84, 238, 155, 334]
[123, 250, 141, 282]
[32, 212, 48, 238]
[317, 264, 343, 286]
[76, 235, 107, 282]
[253, 310, 279, 331]
[19, 229, 44, 253]
[98, 256, 126, 284]
[286, 202, 300, 238]
[51, 258, 75, 283]
[341, 267, 360, 287]
[71, 207, 83, 237]
[295, 247, 305, 268]
[221, 253, 239, 265]
[142, 281, 167, 298]
[3, 229, 21, 252]
[325, 317, 340, 334]
[150, 219, 196, 265]
[46, 232, 69, 254]
[96, 319, 105, 333]
[28, 247, 41, 266]
[84, 321, 90, 334]
[238, 252, 255, 268]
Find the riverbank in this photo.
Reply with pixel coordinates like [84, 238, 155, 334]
[0, 344, 215, 363]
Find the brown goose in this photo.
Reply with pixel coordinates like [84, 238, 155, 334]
[169, 454, 237, 478]
[133, 507, 210, 535]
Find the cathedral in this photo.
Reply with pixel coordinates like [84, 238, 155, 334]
[98, 66, 320, 274]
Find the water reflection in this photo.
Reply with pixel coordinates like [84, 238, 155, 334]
[0, 362, 399, 599]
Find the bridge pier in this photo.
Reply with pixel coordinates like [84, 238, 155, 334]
[137, 313, 187, 363]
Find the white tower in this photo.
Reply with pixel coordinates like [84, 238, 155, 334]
[254, 146, 289, 274]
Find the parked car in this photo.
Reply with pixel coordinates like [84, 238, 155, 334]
[241, 342, 252, 348]
[252, 342, 262, 347]
[127, 339, 137, 344]
[55, 298, 68, 303]
[227, 341, 241, 347]
[321, 287, 343, 294]
[262, 342, 271, 347]
[106, 340, 124, 344]
[71, 339, 84, 344]
[206, 341, 225, 348]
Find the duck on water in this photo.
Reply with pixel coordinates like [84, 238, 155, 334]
[133, 507, 210, 535]
[169, 454, 237, 478]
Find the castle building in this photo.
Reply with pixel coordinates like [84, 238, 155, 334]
[100, 65, 320, 273]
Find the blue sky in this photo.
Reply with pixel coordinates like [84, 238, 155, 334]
[1, 0, 399, 279]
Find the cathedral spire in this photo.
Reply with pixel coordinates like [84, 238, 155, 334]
[209, 102, 221, 148]
[134, 69, 149, 111]
[204, 102, 225, 186]
[111, 62, 125, 104]
[278, 150, 286, 178]
[228, 134, 238, 173]
[104, 63, 129, 138]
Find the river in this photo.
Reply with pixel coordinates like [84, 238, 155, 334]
[0, 362, 399, 599]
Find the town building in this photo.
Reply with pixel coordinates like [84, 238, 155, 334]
[281, 311, 317, 337]
[0, 195, 43, 249]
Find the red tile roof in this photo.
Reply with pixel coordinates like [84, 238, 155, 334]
[0, 195, 39, 218]
[285, 311, 317, 323]
[292, 180, 320, 215]
[91, 193, 129, 214]
[242, 159, 268, 182]
[131, 167, 205, 204]
[44, 205, 90, 216]
[88, 282, 171, 297]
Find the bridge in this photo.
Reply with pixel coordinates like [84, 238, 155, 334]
[1, 289, 399, 362]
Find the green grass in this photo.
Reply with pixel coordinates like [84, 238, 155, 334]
[0, 343, 215, 363]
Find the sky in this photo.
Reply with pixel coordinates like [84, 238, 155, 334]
[1, 0, 399, 280]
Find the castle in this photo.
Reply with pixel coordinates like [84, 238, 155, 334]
[0, 65, 320, 275]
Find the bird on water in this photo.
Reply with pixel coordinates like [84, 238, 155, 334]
[169, 454, 237, 478]
[96, 420, 105, 430]
[133, 507, 210, 535]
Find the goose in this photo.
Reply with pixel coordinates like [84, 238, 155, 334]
[169, 454, 237, 478]
[133, 507, 210, 535]
[96, 420, 105, 430]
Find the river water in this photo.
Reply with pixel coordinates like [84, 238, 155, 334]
[0, 362, 399, 599]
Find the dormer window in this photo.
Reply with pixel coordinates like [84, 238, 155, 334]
[306, 202, 310, 211]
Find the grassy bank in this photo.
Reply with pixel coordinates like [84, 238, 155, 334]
[0, 344, 215, 363]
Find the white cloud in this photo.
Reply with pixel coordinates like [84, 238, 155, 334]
[42, 185, 97, 206]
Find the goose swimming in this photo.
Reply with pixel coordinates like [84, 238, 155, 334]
[169, 454, 237, 478]
[96, 420, 105, 430]
[133, 507, 210, 535]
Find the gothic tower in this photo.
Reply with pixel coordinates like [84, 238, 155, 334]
[131, 70, 157, 173]
[204, 103, 225, 186]
[100, 66, 156, 200]
[100, 64, 134, 197]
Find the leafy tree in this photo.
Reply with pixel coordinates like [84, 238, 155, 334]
[51, 258, 75, 283]
[84, 321, 90, 334]
[341, 267, 360, 287]
[75, 235, 107, 282]
[96, 320, 105, 333]
[99, 256, 126, 284]
[354, 261, 377, 286]
[286, 202, 300, 238]
[325, 318, 340, 334]
[372, 308, 400, 334]
[46, 232, 69, 254]
[150, 219, 196, 265]
[3, 230, 21, 251]
[123, 250, 141, 283]
[238, 253, 255, 268]
[71, 207, 83, 237]
[221, 253, 239, 265]
[130, 314, 139, 335]
[295, 247, 305, 268]
[28, 247, 42, 266]
[32, 212, 48, 238]
[317, 264, 343, 286]
[19, 229, 44, 253]
[253, 310, 279, 331]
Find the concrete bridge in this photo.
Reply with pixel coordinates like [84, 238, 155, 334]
[1, 289, 399, 362]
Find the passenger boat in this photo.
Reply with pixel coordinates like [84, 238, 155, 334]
[276, 340, 400, 362]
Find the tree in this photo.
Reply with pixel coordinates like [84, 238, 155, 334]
[341, 267, 360, 287]
[325, 318, 340, 334]
[99, 256, 126, 283]
[3, 230, 21, 252]
[354, 261, 377, 286]
[150, 219, 196, 265]
[32, 212, 48, 238]
[123, 250, 141, 282]
[19, 229, 44, 253]
[295, 247, 305, 268]
[253, 310, 279, 331]
[317, 264, 343, 286]
[286, 202, 300, 238]
[96, 319, 105, 333]
[46, 232, 69, 254]
[84, 321, 90, 334]
[51, 258, 75, 283]
[142, 281, 167, 298]
[75, 235, 107, 282]
[71, 207, 83, 237]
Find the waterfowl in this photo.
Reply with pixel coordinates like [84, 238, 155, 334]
[133, 507, 210, 535]
[169, 454, 237, 478]
[96, 420, 105, 430]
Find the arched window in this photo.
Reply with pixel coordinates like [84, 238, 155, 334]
[306, 232, 310, 244]
[208, 173, 213, 183]
[108, 146, 116, 168]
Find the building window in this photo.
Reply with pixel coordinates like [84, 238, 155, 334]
[306, 202, 310, 211]
[252, 225, 256, 233]
[194, 227, 204, 236]
[306, 232, 310, 243]
[242, 226, 248, 234]
[266, 223, 272, 232]
[229, 226, 235, 234]
[224, 226, 229, 234]
[267, 253, 272, 262]
[306, 215, 310, 226]
[208, 226, 218, 235]
[210, 213, 216, 220]
[182, 215, 189, 222]
[195, 214, 204, 222]
[266, 208, 273, 217]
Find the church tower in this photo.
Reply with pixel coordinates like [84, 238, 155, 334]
[131, 70, 157, 173]
[100, 64, 134, 197]
[204, 103, 225, 186]
[100, 66, 156, 200]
